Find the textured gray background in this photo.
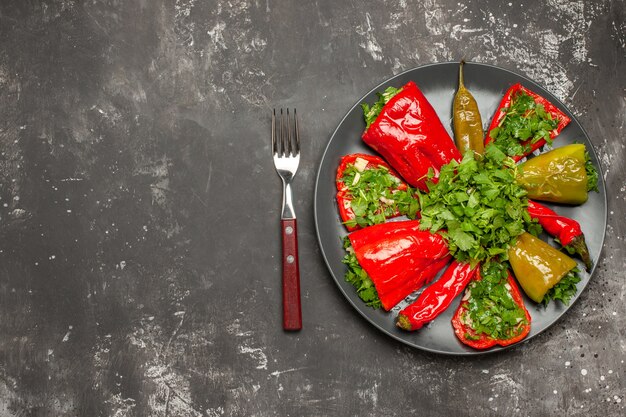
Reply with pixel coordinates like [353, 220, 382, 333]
[0, 0, 624, 416]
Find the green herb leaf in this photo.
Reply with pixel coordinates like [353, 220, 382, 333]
[541, 267, 581, 306]
[362, 86, 402, 129]
[342, 238, 381, 309]
[585, 151, 599, 192]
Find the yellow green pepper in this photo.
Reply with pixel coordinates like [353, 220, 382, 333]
[453, 61, 484, 155]
[516, 144, 590, 205]
[508, 232, 577, 303]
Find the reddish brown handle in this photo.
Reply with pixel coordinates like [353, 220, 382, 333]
[281, 218, 302, 330]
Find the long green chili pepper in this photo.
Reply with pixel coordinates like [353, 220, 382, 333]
[453, 61, 485, 155]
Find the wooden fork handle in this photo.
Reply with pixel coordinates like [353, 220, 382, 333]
[281, 218, 302, 331]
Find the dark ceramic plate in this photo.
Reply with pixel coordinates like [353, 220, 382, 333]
[314, 62, 607, 355]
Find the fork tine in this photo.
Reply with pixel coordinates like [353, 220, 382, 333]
[286, 109, 293, 156]
[272, 109, 277, 155]
[293, 108, 300, 155]
[280, 109, 285, 156]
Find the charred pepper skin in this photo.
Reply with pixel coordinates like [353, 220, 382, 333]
[517, 144, 589, 205]
[485, 83, 571, 161]
[362, 81, 462, 192]
[508, 232, 578, 304]
[397, 260, 477, 331]
[527, 200, 592, 271]
[335, 153, 408, 231]
[348, 220, 451, 311]
[453, 61, 485, 155]
[451, 269, 531, 350]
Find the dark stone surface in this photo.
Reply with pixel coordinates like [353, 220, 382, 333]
[0, 0, 624, 416]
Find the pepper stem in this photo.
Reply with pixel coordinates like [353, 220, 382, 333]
[458, 60, 465, 89]
[567, 235, 592, 272]
[396, 314, 412, 331]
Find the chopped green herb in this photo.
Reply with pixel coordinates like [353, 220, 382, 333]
[464, 332, 481, 341]
[340, 163, 419, 229]
[463, 262, 528, 340]
[489, 91, 560, 157]
[585, 151, 599, 192]
[541, 267, 581, 306]
[418, 144, 540, 265]
[361, 86, 402, 129]
[342, 238, 381, 309]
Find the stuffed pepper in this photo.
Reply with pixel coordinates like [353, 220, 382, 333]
[343, 220, 451, 311]
[486, 83, 571, 161]
[508, 232, 580, 305]
[516, 144, 599, 205]
[362, 81, 462, 191]
[452, 262, 531, 349]
[336, 153, 419, 231]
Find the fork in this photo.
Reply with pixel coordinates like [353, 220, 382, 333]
[272, 108, 302, 331]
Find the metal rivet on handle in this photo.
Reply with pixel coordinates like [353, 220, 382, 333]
[285, 226, 293, 235]
[286, 255, 294, 264]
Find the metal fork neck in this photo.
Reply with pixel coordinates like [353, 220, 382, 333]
[281, 179, 296, 219]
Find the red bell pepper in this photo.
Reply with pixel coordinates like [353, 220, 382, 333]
[396, 260, 477, 331]
[336, 153, 409, 231]
[527, 200, 591, 270]
[486, 83, 571, 162]
[451, 269, 531, 349]
[362, 81, 462, 191]
[348, 220, 450, 311]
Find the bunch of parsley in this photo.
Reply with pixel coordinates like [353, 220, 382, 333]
[489, 92, 559, 157]
[419, 144, 541, 266]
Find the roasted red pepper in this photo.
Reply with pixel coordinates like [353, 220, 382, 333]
[348, 220, 450, 310]
[396, 260, 477, 331]
[362, 81, 462, 191]
[486, 83, 571, 162]
[336, 153, 410, 231]
[527, 200, 591, 270]
[452, 267, 531, 349]
[384, 255, 452, 310]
